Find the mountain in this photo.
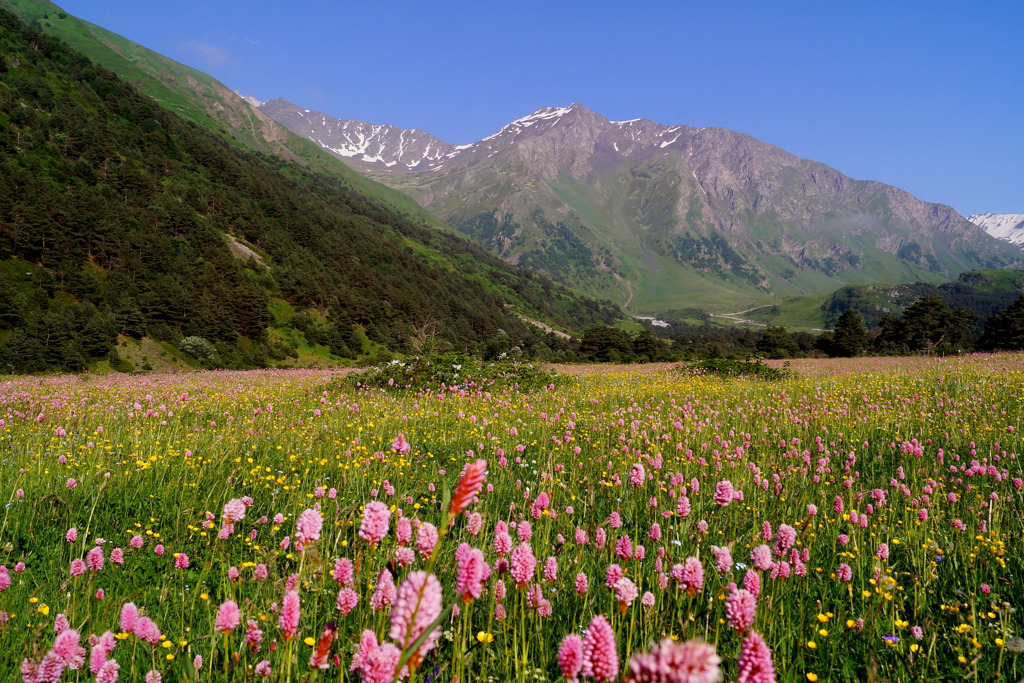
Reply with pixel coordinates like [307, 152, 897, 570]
[0, 0, 456, 236]
[260, 100, 1022, 313]
[0, 8, 619, 373]
[969, 213, 1024, 248]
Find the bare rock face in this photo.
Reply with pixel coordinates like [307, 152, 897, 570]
[261, 99, 1021, 308]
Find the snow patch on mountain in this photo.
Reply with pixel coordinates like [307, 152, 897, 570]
[968, 213, 1024, 247]
[234, 92, 264, 108]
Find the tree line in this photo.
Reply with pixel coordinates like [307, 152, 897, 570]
[573, 292, 1024, 363]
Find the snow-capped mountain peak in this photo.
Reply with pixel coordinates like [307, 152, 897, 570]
[968, 213, 1024, 248]
[234, 91, 264, 108]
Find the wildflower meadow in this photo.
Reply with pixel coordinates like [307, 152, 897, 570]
[1, 354, 1023, 682]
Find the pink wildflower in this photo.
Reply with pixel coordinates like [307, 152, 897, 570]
[575, 572, 589, 597]
[615, 535, 633, 561]
[70, 558, 86, 577]
[558, 634, 584, 681]
[295, 508, 323, 549]
[279, 590, 300, 640]
[629, 463, 646, 487]
[96, 659, 120, 683]
[623, 638, 722, 683]
[678, 557, 704, 597]
[737, 631, 776, 683]
[396, 517, 413, 545]
[750, 545, 774, 572]
[215, 600, 241, 634]
[544, 556, 558, 582]
[89, 645, 108, 675]
[66, 528, 77, 543]
[773, 524, 796, 557]
[174, 553, 189, 570]
[391, 433, 411, 455]
[837, 563, 853, 582]
[332, 558, 354, 586]
[135, 617, 160, 645]
[606, 563, 624, 588]
[222, 498, 246, 524]
[507, 541, 535, 586]
[450, 458, 487, 516]
[467, 512, 484, 536]
[52, 628, 85, 668]
[358, 501, 391, 546]
[581, 615, 618, 682]
[350, 631, 401, 683]
[725, 588, 757, 634]
[85, 546, 104, 572]
[455, 545, 489, 602]
[743, 570, 761, 598]
[337, 588, 359, 615]
[370, 569, 397, 610]
[390, 571, 443, 668]
[243, 619, 263, 654]
[494, 529, 513, 556]
[714, 480, 735, 507]
[712, 546, 733, 573]
[119, 603, 139, 634]
[530, 492, 550, 520]
[110, 548, 124, 565]
[613, 577, 639, 612]
[416, 522, 439, 558]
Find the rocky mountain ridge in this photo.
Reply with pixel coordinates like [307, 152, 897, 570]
[259, 99, 1020, 313]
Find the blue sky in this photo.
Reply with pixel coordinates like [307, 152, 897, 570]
[55, 0, 1022, 216]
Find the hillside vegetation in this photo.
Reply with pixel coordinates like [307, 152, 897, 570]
[0, 0, 453, 233]
[0, 9, 618, 373]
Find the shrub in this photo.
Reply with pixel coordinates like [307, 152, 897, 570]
[682, 358, 794, 381]
[179, 336, 218, 362]
[348, 353, 567, 393]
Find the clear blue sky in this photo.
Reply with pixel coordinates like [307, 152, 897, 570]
[55, 0, 1022, 216]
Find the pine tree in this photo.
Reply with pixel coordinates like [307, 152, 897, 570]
[830, 309, 867, 357]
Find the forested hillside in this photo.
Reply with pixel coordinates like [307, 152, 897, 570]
[821, 270, 1024, 328]
[0, 9, 617, 372]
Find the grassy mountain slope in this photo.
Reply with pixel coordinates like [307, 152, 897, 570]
[0, 9, 618, 372]
[0, 0, 455, 235]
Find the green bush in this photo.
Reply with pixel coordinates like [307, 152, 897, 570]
[682, 357, 794, 381]
[348, 353, 567, 393]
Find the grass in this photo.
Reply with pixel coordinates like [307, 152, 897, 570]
[1, 354, 1023, 681]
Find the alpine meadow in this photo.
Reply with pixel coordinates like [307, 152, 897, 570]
[2, 2, 1024, 683]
